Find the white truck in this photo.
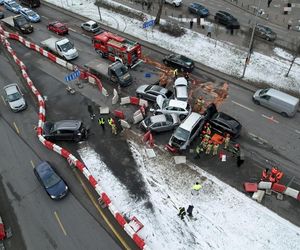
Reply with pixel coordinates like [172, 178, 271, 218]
[41, 37, 78, 60]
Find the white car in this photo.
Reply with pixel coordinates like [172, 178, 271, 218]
[3, 83, 27, 112]
[165, 0, 182, 7]
[154, 95, 191, 119]
[174, 77, 188, 102]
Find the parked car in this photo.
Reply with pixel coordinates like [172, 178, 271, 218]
[19, 7, 40, 22]
[81, 20, 101, 33]
[188, 3, 209, 17]
[163, 53, 194, 72]
[136, 84, 173, 102]
[174, 77, 188, 102]
[34, 161, 68, 200]
[3, 83, 27, 112]
[20, 0, 40, 8]
[0, 11, 4, 19]
[47, 21, 68, 35]
[0, 0, 4, 5]
[140, 113, 180, 133]
[154, 95, 191, 119]
[165, 0, 182, 7]
[214, 11, 240, 29]
[4, 0, 22, 13]
[42, 120, 88, 142]
[209, 112, 242, 138]
[250, 24, 277, 41]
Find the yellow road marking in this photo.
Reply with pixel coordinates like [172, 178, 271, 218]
[1, 95, 6, 105]
[54, 211, 67, 236]
[30, 160, 35, 169]
[13, 122, 20, 134]
[73, 171, 131, 250]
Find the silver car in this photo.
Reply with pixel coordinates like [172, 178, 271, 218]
[81, 20, 101, 33]
[140, 113, 180, 133]
[154, 95, 191, 119]
[174, 77, 188, 102]
[136, 84, 173, 102]
[3, 83, 27, 112]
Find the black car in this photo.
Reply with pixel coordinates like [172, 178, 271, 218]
[163, 54, 194, 72]
[136, 84, 173, 102]
[42, 120, 88, 142]
[214, 11, 240, 29]
[250, 24, 277, 41]
[209, 112, 242, 138]
[188, 3, 209, 17]
[34, 161, 68, 200]
[0, 11, 4, 19]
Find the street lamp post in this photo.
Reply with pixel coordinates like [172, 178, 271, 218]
[241, 0, 263, 78]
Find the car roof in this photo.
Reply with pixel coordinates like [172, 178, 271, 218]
[179, 112, 202, 130]
[4, 83, 19, 95]
[169, 99, 188, 109]
[150, 85, 166, 92]
[265, 88, 299, 105]
[212, 112, 240, 125]
[53, 120, 82, 131]
[174, 77, 188, 86]
[150, 114, 167, 123]
[35, 161, 53, 177]
[86, 20, 97, 25]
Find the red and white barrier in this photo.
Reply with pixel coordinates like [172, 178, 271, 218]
[121, 96, 148, 107]
[0, 25, 148, 249]
[0, 216, 5, 240]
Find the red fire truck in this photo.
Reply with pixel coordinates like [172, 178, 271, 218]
[92, 31, 142, 68]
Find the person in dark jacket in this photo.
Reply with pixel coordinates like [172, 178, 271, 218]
[237, 148, 245, 167]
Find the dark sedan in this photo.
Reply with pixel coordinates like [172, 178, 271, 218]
[209, 112, 242, 138]
[136, 84, 173, 102]
[188, 3, 209, 17]
[214, 11, 240, 29]
[34, 161, 68, 200]
[163, 53, 194, 72]
[250, 24, 277, 41]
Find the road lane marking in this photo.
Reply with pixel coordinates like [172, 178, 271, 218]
[73, 171, 130, 250]
[1, 95, 6, 105]
[295, 130, 300, 134]
[30, 160, 35, 169]
[54, 211, 67, 236]
[68, 28, 77, 33]
[81, 33, 90, 39]
[231, 101, 254, 112]
[261, 114, 279, 123]
[41, 15, 49, 20]
[248, 132, 268, 144]
[13, 122, 20, 134]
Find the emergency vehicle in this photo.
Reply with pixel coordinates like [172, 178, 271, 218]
[92, 31, 142, 68]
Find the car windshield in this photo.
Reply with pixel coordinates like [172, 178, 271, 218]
[259, 88, 269, 96]
[91, 23, 98, 29]
[10, 2, 19, 8]
[144, 118, 152, 126]
[114, 65, 128, 77]
[179, 55, 192, 64]
[165, 114, 173, 122]
[162, 99, 170, 109]
[7, 92, 21, 102]
[27, 11, 36, 17]
[174, 127, 190, 141]
[60, 42, 74, 52]
[43, 172, 61, 188]
[18, 18, 28, 25]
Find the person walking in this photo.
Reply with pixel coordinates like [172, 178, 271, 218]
[178, 207, 186, 220]
[207, 25, 212, 38]
[98, 117, 105, 130]
[212, 143, 219, 156]
[236, 148, 245, 167]
[191, 182, 202, 195]
[190, 19, 194, 29]
[224, 134, 230, 149]
[88, 104, 95, 120]
[288, 19, 292, 30]
[108, 118, 117, 135]
[173, 68, 178, 79]
[196, 97, 205, 113]
[187, 205, 194, 217]
[267, 0, 272, 7]
[205, 141, 213, 154]
[194, 144, 202, 159]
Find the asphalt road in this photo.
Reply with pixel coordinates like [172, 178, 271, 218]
[0, 2, 299, 248]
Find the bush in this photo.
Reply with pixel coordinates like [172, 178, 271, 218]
[159, 21, 185, 37]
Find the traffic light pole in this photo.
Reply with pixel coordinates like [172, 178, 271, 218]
[241, 0, 262, 78]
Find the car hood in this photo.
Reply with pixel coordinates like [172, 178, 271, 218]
[64, 48, 77, 55]
[9, 98, 25, 109]
[119, 73, 133, 84]
[253, 89, 262, 99]
[156, 95, 165, 109]
[42, 122, 53, 136]
[136, 85, 148, 94]
[46, 180, 68, 198]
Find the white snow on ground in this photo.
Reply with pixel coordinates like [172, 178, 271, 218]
[78, 141, 300, 250]
[46, 0, 300, 94]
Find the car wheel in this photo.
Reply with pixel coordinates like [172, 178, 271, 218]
[96, 49, 104, 58]
[214, 16, 219, 22]
[280, 112, 288, 117]
[136, 93, 142, 98]
[266, 37, 271, 41]
[253, 99, 260, 105]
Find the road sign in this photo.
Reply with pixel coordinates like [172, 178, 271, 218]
[143, 19, 155, 29]
[65, 69, 80, 82]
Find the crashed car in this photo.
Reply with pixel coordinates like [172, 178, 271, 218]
[174, 77, 188, 102]
[140, 113, 180, 133]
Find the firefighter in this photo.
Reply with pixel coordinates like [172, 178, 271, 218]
[276, 171, 284, 183]
[194, 144, 202, 159]
[200, 138, 208, 151]
[178, 207, 186, 220]
[212, 142, 219, 156]
[108, 118, 117, 135]
[98, 117, 105, 130]
[224, 133, 230, 149]
[205, 123, 212, 135]
[197, 97, 205, 113]
[173, 68, 178, 79]
[187, 205, 194, 217]
[205, 141, 213, 154]
[203, 131, 211, 141]
[269, 167, 279, 183]
[261, 168, 270, 181]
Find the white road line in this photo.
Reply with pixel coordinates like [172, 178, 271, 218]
[41, 16, 49, 20]
[68, 28, 77, 33]
[81, 33, 90, 39]
[261, 114, 279, 123]
[295, 130, 300, 134]
[231, 101, 254, 112]
[248, 132, 268, 144]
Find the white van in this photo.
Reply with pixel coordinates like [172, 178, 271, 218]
[168, 112, 205, 150]
[253, 88, 299, 117]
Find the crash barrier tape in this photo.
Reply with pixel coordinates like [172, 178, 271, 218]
[0, 26, 148, 250]
[271, 183, 287, 193]
[0, 216, 5, 240]
[112, 89, 119, 105]
[121, 96, 148, 107]
[120, 119, 131, 129]
[0, 26, 108, 97]
[114, 110, 125, 119]
[284, 187, 300, 200]
[133, 109, 144, 124]
[258, 181, 272, 190]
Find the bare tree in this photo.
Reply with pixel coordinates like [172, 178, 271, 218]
[286, 41, 300, 77]
[154, 0, 164, 25]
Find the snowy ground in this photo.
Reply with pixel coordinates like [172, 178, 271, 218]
[47, 0, 300, 94]
[78, 137, 300, 250]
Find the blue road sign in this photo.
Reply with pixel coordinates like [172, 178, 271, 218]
[65, 69, 81, 82]
[143, 19, 155, 29]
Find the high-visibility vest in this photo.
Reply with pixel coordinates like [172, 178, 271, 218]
[192, 184, 202, 191]
[108, 118, 114, 126]
[98, 118, 105, 125]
